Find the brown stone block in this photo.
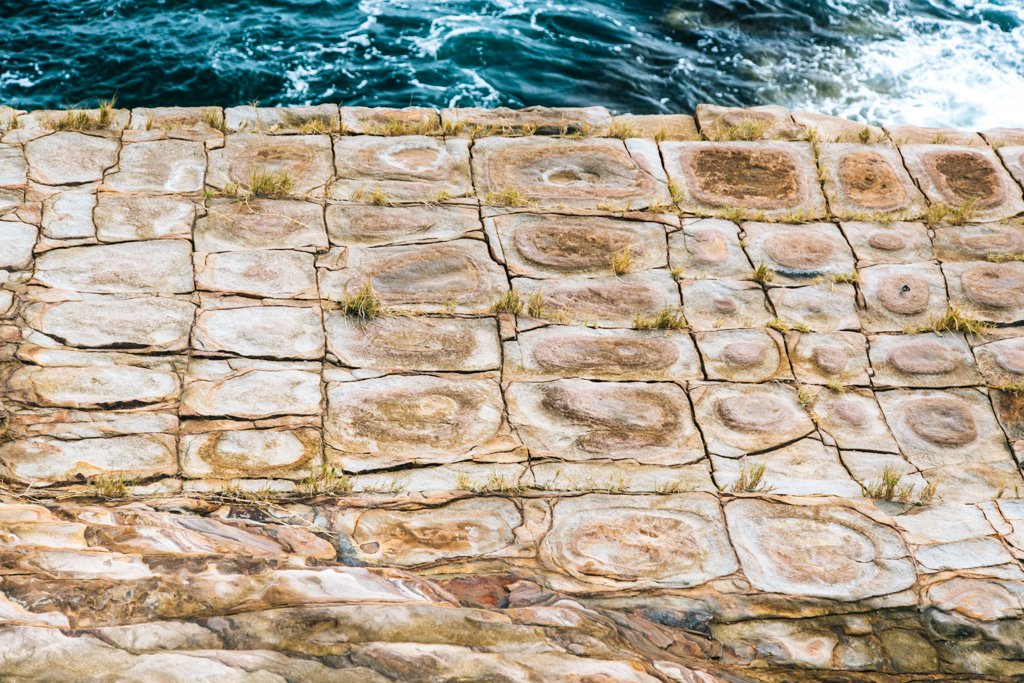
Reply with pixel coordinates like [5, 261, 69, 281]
[868, 333, 981, 388]
[695, 328, 792, 383]
[609, 114, 697, 140]
[339, 106, 440, 135]
[787, 331, 870, 386]
[812, 387, 899, 452]
[818, 143, 928, 219]
[207, 134, 334, 197]
[858, 262, 948, 332]
[742, 221, 855, 285]
[840, 221, 932, 265]
[661, 141, 826, 218]
[932, 223, 1024, 262]
[680, 279, 772, 331]
[887, 124, 983, 146]
[901, 144, 1024, 222]
[768, 283, 860, 332]
[330, 136, 471, 202]
[942, 260, 1024, 324]
[180, 426, 322, 480]
[326, 203, 480, 247]
[792, 111, 885, 143]
[669, 218, 752, 280]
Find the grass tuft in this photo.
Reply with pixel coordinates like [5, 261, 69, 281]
[340, 282, 384, 319]
[987, 252, 1024, 263]
[634, 306, 688, 331]
[752, 263, 775, 283]
[863, 465, 934, 504]
[246, 169, 293, 198]
[351, 187, 391, 205]
[913, 306, 992, 336]
[491, 290, 524, 315]
[485, 187, 533, 208]
[610, 247, 634, 275]
[923, 197, 976, 226]
[704, 118, 770, 142]
[299, 465, 353, 497]
[605, 121, 637, 139]
[89, 474, 131, 499]
[729, 463, 771, 493]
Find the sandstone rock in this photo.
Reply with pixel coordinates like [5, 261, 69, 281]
[94, 194, 195, 242]
[725, 498, 917, 600]
[473, 137, 670, 209]
[878, 388, 1013, 469]
[943, 261, 1024, 323]
[225, 105, 339, 134]
[196, 198, 327, 252]
[791, 111, 885, 143]
[104, 140, 206, 193]
[207, 134, 333, 196]
[326, 203, 479, 247]
[932, 223, 1024, 263]
[23, 295, 195, 351]
[441, 106, 612, 136]
[323, 239, 508, 315]
[811, 388, 900, 453]
[127, 106, 224, 137]
[713, 438, 861, 497]
[858, 262, 949, 332]
[769, 282, 860, 333]
[181, 359, 321, 419]
[0, 143, 26, 185]
[33, 240, 194, 294]
[503, 326, 701, 381]
[661, 141, 826, 218]
[0, 221, 38, 269]
[691, 382, 815, 457]
[326, 314, 500, 372]
[869, 333, 980, 387]
[331, 136, 471, 202]
[513, 270, 681, 327]
[914, 538, 1014, 572]
[0, 187, 23, 214]
[668, 218, 751, 280]
[180, 427, 321, 479]
[901, 145, 1024, 222]
[611, 113, 698, 141]
[696, 104, 803, 141]
[680, 280, 772, 331]
[0, 433, 177, 484]
[25, 132, 120, 185]
[999, 145, 1024, 191]
[506, 379, 704, 465]
[787, 331, 870, 386]
[818, 143, 928, 219]
[840, 450, 923, 490]
[339, 106, 440, 135]
[696, 328, 791, 382]
[540, 494, 738, 590]
[488, 212, 667, 278]
[923, 460, 1024, 504]
[40, 189, 95, 239]
[192, 304, 324, 360]
[528, 460, 714, 494]
[927, 578, 1023, 621]
[742, 222, 855, 284]
[840, 221, 932, 265]
[325, 375, 506, 471]
[975, 337, 1024, 385]
[887, 124, 983, 146]
[3, 363, 180, 409]
[195, 249, 317, 299]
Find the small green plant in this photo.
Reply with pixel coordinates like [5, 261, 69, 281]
[204, 110, 226, 131]
[300, 465, 353, 497]
[728, 463, 771, 493]
[471, 472, 525, 495]
[491, 290, 524, 315]
[370, 116, 438, 136]
[670, 265, 685, 279]
[610, 247, 634, 275]
[915, 306, 992, 336]
[430, 190, 454, 204]
[97, 96, 117, 126]
[858, 127, 873, 144]
[219, 482, 277, 503]
[605, 121, 637, 139]
[340, 282, 384, 319]
[634, 306, 687, 331]
[923, 198, 976, 226]
[704, 118, 770, 142]
[246, 169, 293, 198]
[831, 271, 859, 284]
[526, 290, 552, 319]
[90, 474, 130, 499]
[752, 263, 775, 284]
[863, 465, 915, 502]
[766, 318, 811, 334]
[351, 187, 391, 205]
[987, 252, 1024, 263]
[654, 479, 689, 495]
[485, 187, 533, 208]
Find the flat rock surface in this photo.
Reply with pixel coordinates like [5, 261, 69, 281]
[3, 105, 1024, 681]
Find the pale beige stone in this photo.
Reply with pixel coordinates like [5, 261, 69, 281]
[331, 136, 471, 202]
[513, 271, 680, 328]
[3, 364, 180, 409]
[696, 328, 791, 382]
[712, 439, 861, 497]
[931, 223, 1024, 262]
[0, 433, 177, 484]
[812, 388, 900, 453]
[697, 104, 803, 141]
[196, 199, 327, 252]
[975, 337, 1024, 385]
[0, 221, 38, 269]
[691, 382, 815, 457]
[840, 221, 932, 265]
[95, 194, 195, 242]
[0, 143, 26, 185]
[339, 106, 440, 135]
[442, 106, 612, 136]
[787, 331, 870, 386]
[180, 427, 321, 479]
[207, 134, 334, 196]
[680, 280, 772, 331]
[669, 219, 751, 280]
[33, 241, 194, 294]
[506, 379, 704, 465]
[858, 263, 949, 332]
[104, 140, 206, 193]
[528, 460, 713, 494]
[195, 250, 317, 299]
[23, 296, 195, 351]
[40, 189, 95, 239]
[225, 105, 339, 134]
[326, 204, 479, 247]
[610, 113, 697, 140]
[768, 282, 860, 332]
[791, 111, 884, 143]
[927, 578, 1023, 621]
[742, 222, 855, 285]
[887, 125, 983, 146]
[192, 305, 325, 360]
[25, 132, 120, 185]
[943, 261, 1024, 324]
[182, 359, 321, 419]
[869, 333, 980, 388]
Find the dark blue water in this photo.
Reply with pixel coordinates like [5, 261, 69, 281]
[1, 1, 1022, 127]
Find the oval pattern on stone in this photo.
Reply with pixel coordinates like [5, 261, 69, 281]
[534, 335, 677, 373]
[877, 273, 931, 314]
[890, 341, 958, 375]
[905, 396, 978, 447]
[867, 232, 907, 251]
[725, 499, 916, 600]
[960, 263, 1024, 309]
[763, 231, 834, 272]
[838, 151, 908, 210]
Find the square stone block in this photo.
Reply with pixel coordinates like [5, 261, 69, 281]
[712, 439, 861, 497]
[326, 203, 480, 247]
[23, 294, 195, 352]
[472, 137, 670, 209]
[192, 301, 325, 360]
[25, 132, 120, 186]
[321, 239, 508, 315]
[225, 105, 339, 134]
[696, 328, 791, 383]
[504, 326, 701, 382]
[195, 249, 318, 299]
[0, 221, 39, 269]
[181, 358, 322, 419]
[869, 333, 981, 388]
[925, 460, 1024, 504]
[208, 134, 334, 197]
[840, 221, 932, 265]
[878, 388, 1013, 469]
[330, 136, 471, 202]
[691, 382, 815, 457]
[932, 223, 1024, 262]
[696, 104, 803, 141]
[974, 337, 1024, 386]
[339, 106, 440, 135]
[506, 379, 704, 465]
[901, 145, 1024, 222]
[858, 262, 948, 332]
[488, 213, 667, 278]
[180, 423, 322, 480]
[887, 125, 983, 146]
[768, 283, 860, 332]
[195, 199, 328, 252]
[0, 143, 26, 185]
[942, 261, 1024, 324]
[997, 146, 1024, 190]
[33, 240, 194, 294]
[326, 313, 500, 372]
[791, 111, 885, 144]
[680, 280, 772, 331]
[818, 143, 927, 219]
[669, 219, 751, 280]
[787, 331, 870, 386]
[660, 141, 826, 218]
[513, 271, 680, 328]
[104, 140, 206, 193]
[742, 222, 855, 285]
[325, 374, 509, 471]
[41, 189, 95, 239]
[442, 106, 612, 136]
[95, 194, 195, 242]
[811, 387, 899, 453]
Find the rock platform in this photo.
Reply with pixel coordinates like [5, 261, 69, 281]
[0, 102, 1023, 680]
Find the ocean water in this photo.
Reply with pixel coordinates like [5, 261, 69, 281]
[1, 0, 1021, 128]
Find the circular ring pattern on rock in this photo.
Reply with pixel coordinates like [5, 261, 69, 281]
[867, 232, 907, 252]
[533, 336, 678, 373]
[993, 341, 1024, 374]
[715, 393, 792, 433]
[690, 229, 729, 264]
[830, 397, 869, 427]
[513, 223, 635, 271]
[904, 396, 977, 446]
[812, 345, 850, 374]
[838, 152, 908, 209]
[764, 232, 834, 272]
[722, 341, 767, 368]
[960, 263, 1024, 309]
[933, 151, 1001, 206]
[877, 273, 931, 315]
[890, 341, 958, 375]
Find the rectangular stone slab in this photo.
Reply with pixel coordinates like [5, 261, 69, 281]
[817, 143, 927, 219]
[192, 303, 325, 360]
[330, 136, 471, 202]
[207, 133, 334, 197]
[180, 426, 322, 479]
[326, 204, 480, 247]
[181, 358, 322, 419]
[195, 199, 328, 252]
[33, 241, 194, 294]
